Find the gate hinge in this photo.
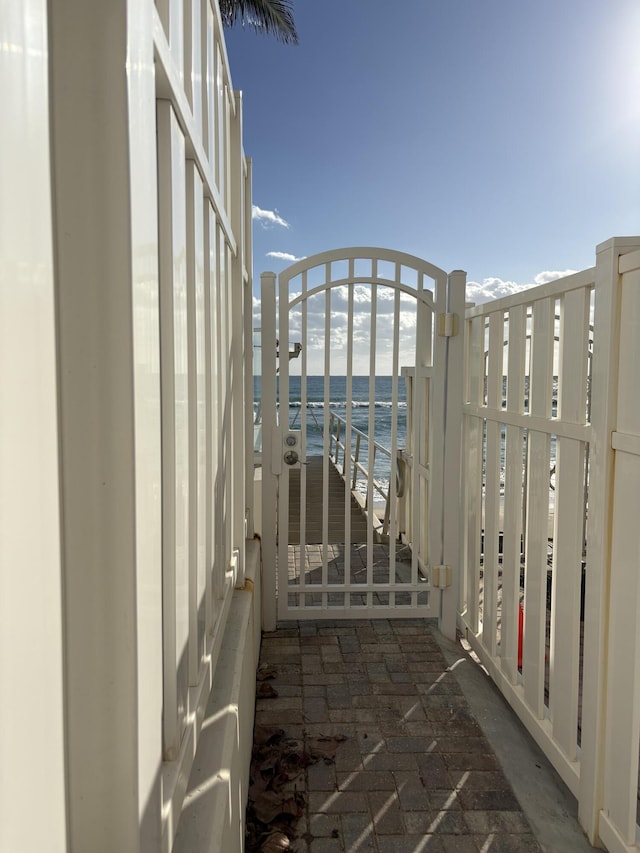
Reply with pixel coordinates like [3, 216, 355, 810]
[437, 313, 458, 337]
[432, 565, 452, 589]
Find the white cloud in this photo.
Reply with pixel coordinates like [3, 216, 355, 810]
[533, 269, 578, 285]
[254, 269, 582, 375]
[252, 205, 290, 229]
[266, 251, 306, 263]
[466, 269, 578, 305]
[466, 278, 530, 304]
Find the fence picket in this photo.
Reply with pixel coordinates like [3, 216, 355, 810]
[549, 287, 589, 759]
[464, 315, 484, 633]
[482, 313, 503, 656]
[522, 297, 554, 719]
[501, 304, 526, 684]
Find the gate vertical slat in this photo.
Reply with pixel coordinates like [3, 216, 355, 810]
[412, 272, 427, 588]
[260, 271, 277, 630]
[322, 280, 331, 603]
[410, 371, 423, 589]
[549, 287, 589, 760]
[522, 297, 554, 719]
[300, 270, 309, 554]
[389, 288, 401, 601]
[367, 280, 378, 605]
[501, 304, 526, 684]
[344, 264, 354, 596]
[278, 269, 292, 619]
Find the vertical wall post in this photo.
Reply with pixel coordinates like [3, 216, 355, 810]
[243, 158, 255, 539]
[230, 90, 246, 585]
[261, 272, 278, 631]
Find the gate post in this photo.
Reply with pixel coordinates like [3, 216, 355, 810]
[432, 270, 466, 641]
[442, 270, 466, 640]
[260, 272, 278, 631]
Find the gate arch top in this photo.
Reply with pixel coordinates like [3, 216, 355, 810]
[278, 246, 448, 310]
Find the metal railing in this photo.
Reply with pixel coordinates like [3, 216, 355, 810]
[327, 409, 397, 538]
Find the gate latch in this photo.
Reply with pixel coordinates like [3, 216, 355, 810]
[432, 565, 452, 589]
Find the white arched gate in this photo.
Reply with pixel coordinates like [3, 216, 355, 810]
[260, 248, 465, 639]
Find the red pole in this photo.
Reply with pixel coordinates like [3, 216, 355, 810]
[517, 602, 524, 668]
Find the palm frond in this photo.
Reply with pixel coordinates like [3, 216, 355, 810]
[219, 0, 298, 44]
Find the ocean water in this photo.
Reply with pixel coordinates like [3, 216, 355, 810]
[255, 375, 406, 497]
[254, 374, 561, 509]
[288, 375, 405, 448]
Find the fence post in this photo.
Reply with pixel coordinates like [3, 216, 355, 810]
[261, 272, 278, 631]
[579, 236, 640, 842]
[599, 244, 640, 849]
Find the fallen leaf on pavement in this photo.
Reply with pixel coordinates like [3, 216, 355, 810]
[257, 682, 279, 698]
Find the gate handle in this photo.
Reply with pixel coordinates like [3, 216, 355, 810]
[284, 450, 299, 466]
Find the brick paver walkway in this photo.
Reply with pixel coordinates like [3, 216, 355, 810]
[249, 619, 542, 852]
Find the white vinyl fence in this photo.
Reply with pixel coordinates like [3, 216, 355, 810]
[459, 237, 640, 850]
[152, 3, 254, 847]
[3, 1, 253, 851]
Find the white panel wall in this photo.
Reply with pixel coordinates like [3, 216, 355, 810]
[0, 3, 67, 850]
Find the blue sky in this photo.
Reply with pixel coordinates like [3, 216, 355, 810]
[225, 0, 639, 303]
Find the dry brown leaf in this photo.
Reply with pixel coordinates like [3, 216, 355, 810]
[253, 790, 300, 824]
[307, 734, 347, 762]
[257, 663, 278, 681]
[253, 725, 285, 746]
[260, 830, 290, 852]
[257, 682, 279, 698]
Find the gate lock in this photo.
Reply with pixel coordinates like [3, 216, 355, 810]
[283, 431, 302, 467]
